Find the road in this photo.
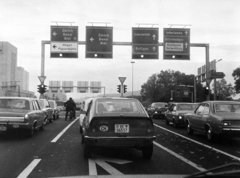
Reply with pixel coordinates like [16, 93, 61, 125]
[1, 112, 240, 178]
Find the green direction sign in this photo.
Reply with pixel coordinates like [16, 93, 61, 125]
[132, 28, 159, 59]
[210, 71, 225, 79]
[50, 26, 78, 58]
[163, 28, 190, 60]
[86, 26, 113, 58]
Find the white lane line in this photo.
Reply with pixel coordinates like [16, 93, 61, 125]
[154, 124, 240, 161]
[51, 118, 78, 143]
[153, 141, 206, 172]
[17, 159, 41, 178]
[89, 159, 97, 175]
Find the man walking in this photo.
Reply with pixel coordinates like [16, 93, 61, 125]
[64, 97, 76, 120]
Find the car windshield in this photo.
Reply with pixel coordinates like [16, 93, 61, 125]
[214, 104, 240, 113]
[37, 100, 45, 109]
[0, 99, 30, 110]
[49, 101, 55, 108]
[96, 99, 144, 114]
[177, 104, 197, 110]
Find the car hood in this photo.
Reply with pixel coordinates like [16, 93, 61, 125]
[215, 112, 240, 120]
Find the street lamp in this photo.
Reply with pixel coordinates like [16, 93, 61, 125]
[214, 59, 223, 100]
[131, 61, 135, 97]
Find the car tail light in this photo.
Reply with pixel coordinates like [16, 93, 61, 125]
[24, 114, 29, 123]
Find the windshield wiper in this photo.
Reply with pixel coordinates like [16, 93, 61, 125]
[184, 162, 240, 178]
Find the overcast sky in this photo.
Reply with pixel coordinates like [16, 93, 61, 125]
[1, 0, 240, 99]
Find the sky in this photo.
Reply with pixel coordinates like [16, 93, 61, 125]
[1, 0, 240, 99]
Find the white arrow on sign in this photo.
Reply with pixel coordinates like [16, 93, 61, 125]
[38, 76, 46, 83]
[89, 155, 132, 175]
[152, 34, 156, 40]
[53, 32, 57, 36]
[90, 37, 94, 42]
[185, 42, 188, 48]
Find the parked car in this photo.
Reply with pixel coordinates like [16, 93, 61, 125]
[0, 97, 45, 137]
[56, 101, 65, 111]
[48, 100, 60, 119]
[146, 102, 168, 119]
[81, 97, 156, 159]
[37, 99, 54, 124]
[79, 98, 93, 134]
[165, 102, 199, 128]
[185, 101, 240, 141]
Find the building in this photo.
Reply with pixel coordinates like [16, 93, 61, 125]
[0, 41, 33, 97]
[45, 89, 67, 101]
[16, 67, 29, 91]
[0, 42, 17, 86]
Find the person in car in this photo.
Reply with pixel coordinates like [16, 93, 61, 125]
[64, 97, 76, 120]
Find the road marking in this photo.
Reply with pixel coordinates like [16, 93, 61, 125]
[153, 141, 206, 172]
[17, 159, 41, 178]
[89, 155, 132, 175]
[154, 124, 240, 161]
[51, 118, 78, 143]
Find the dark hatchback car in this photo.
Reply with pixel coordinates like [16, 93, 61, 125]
[81, 97, 156, 159]
[146, 102, 168, 119]
[185, 101, 240, 141]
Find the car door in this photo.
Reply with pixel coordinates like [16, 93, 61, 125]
[191, 104, 205, 131]
[165, 104, 174, 121]
[199, 104, 210, 131]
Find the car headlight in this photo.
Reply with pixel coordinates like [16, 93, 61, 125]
[179, 116, 182, 119]
[24, 114, 29, 122]
[222, 121, 231, 126]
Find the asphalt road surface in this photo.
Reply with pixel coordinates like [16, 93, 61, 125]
[0, 112, 240, 178]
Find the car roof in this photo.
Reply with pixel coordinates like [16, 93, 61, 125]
[202, 100, 240, 104]
[0, 97, 36, 101]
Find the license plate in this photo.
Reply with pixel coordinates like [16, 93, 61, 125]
[0, 125, 7, 131]
[115, 124, 129, 133]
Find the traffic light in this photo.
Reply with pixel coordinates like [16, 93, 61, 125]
[203, 86, 209, 95]
[37, 84, 47, 94]
[117, 85, 121, 93]
[123, 85, 127, 93]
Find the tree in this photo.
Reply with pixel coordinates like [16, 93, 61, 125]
[232, 67, 240, 93]
[141, 70, 201, 102]
[212, 79, 235, 100]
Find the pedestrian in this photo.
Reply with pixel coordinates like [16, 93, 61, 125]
[64, 97, 76, 120]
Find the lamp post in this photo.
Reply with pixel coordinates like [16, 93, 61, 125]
[131, 61, 135, 97]
[214, 59, 222, 100]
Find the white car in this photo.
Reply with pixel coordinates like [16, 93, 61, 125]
[79, 98, 93, 134]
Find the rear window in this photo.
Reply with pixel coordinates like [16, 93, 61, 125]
[96, 99, 144, 114]
[215, 104, 240, 113]
[0, 99, 30, 110]
[177, 104, 197, 110]
[153, 103, 166, 107]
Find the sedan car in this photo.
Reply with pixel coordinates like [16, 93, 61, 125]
[37, 99, 54, 124]
[146, 102, 168, 119]
[165, 102, 199, 128]
[0, 97, 45, 137]
[185, 101, 240, 141]
[81, 97, 156, 159]
[48, 100, 60, 119]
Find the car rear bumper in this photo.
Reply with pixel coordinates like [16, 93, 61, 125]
[84, 136, 156, 147]
[0, 122, 31, 132]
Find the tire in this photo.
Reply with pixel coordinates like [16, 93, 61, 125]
[165, 118, 169, 125]
[206, 127, 214, 142]
[49, 117, 53, 123]
[173, 119, 178, 128]
[27, 125, 34, 138]
[39, 122, 44, 131]
[187, 122, 194, 135]
[84, 144, 92, 159]
[142, 144, 153, 159]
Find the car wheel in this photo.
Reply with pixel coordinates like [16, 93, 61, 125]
[27, 125, 35, 138]
[187, 122, 194, 135]
[39, 122, 44, 131]
[49, 117, 53, 123]
[84, 144, 92, 159]
[142, 144, 153, 159]
[173, 119, 178, 128]
[165, 118, 169, 125]
[206, 127, 214, 142]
